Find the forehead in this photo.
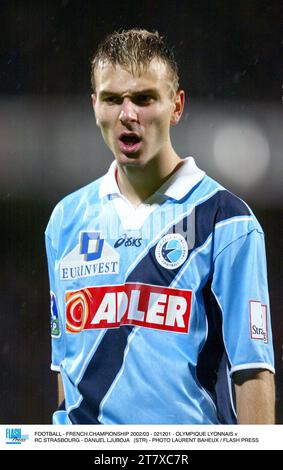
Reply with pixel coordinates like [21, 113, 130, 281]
[94, 59, 173, 95]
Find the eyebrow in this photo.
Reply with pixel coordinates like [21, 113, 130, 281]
[99, 88, 160, 98]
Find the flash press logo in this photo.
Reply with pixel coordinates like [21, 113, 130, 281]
[6, 428, 29, 445]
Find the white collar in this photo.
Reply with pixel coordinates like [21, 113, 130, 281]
[99, 157, 205, 201]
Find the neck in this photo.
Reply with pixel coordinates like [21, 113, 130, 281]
[116, 150, 182, 206]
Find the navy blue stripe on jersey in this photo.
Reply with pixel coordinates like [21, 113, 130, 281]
[214, 354, 236, 424]
[58, 399, 66, 410]
[127, 189, 251, 285]
[197, 280, 236, 424]
[69, 326, 133, 424]
[67, 189, 248, 423]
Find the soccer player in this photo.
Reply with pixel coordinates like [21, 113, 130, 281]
[45, 29, 275, 424]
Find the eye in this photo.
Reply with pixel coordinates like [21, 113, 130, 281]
[103, 96, 121, 105]
[134, 95, 154, 105]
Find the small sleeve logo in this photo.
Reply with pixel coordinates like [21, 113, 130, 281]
[50, 291, 61, 338]
[249, 300, 268, 343]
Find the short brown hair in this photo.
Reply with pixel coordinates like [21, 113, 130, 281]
[90, 29, 179, 93]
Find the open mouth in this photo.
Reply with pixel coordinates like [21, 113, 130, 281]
[118, 133, 142, 154]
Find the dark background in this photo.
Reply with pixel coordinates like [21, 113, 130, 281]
[0, 0, 282, 423]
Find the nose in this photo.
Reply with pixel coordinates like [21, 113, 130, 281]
[119, 99, 138, 124]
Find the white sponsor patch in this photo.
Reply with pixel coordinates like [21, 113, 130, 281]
[249, 300, 268, 343]
[60, 231, 119, 280]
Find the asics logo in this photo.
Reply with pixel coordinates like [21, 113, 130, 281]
[114, 234, 142, 248]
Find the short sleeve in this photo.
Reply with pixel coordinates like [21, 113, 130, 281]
[45, 228, 66, 371]
[211, 228, 275, 376]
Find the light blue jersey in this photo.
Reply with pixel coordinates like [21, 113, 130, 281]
[45, 157, 274, 424]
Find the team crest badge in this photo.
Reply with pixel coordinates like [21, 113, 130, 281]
[155, 233, 188, 270]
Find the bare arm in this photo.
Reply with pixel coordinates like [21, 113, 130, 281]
[57, 373, 65, 405]
[233, 369, 275, 424]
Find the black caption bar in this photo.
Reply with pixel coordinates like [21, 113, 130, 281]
[2, 449, 276, 465]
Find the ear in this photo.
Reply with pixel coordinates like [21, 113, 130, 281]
[91, 93, 100, 127]
[170, 90, 185, 125]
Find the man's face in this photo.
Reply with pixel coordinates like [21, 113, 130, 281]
[92, 59, 184, 168]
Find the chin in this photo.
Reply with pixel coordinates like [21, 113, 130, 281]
[115, 152, 145, 167]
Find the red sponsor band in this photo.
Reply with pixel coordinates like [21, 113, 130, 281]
[66, 283, 192, 334]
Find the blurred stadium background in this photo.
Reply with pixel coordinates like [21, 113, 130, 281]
[0, 0, 282, 423]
